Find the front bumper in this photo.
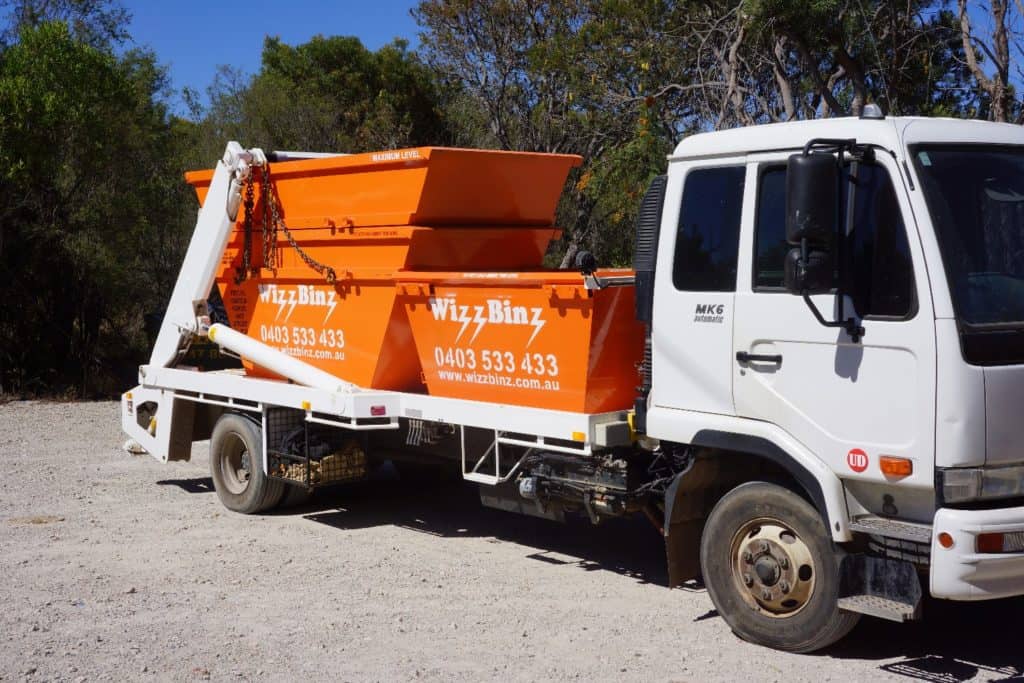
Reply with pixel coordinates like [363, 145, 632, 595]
[931, 504, 1024, 600]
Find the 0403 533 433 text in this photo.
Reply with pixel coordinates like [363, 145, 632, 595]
[432, 346, 559, 377]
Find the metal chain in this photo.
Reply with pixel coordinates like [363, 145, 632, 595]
[263, 163, 337, 284]
[233, 162, 337, 285]
[234, 173, 256, 284]
[259, 166, 278, 273]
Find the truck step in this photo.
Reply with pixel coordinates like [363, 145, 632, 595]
[848, 515, 932, 543]
[838, 554, 922, 623]
[838, 595, 920, 623]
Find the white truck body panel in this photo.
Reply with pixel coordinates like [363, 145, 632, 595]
[931, 505, 1024, 599]
[983, 365, 1024, 467]
[933, 319, 987, 469]
[651, 159, 740, 416]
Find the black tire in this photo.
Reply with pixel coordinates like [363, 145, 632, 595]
[209, 413, 285, 514]
[278, 484, 314, 509]
[699, 481, 860, 653]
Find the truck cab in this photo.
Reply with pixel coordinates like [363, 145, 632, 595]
[640, 113, 1024, 647]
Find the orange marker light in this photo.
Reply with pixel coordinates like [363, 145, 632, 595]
[879, 456, 913, 478]
[977, 533, 1005, 553]
[938, 532, 955, 549]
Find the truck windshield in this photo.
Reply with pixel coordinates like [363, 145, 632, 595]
[913, 145, 1024, 334]
[913, 145, 1024, 363]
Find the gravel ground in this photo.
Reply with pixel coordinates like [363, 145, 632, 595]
[1, 400, 1022, 682]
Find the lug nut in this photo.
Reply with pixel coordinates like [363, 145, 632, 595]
[759, 541, 770, 553]
[742, 551, 754, 564]
[761, 589, 773, 601]
[779, 557, 789, 570]
[779, 581, 791, 594]
[743, 573, 754, 587]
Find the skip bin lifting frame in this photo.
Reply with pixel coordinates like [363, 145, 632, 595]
[121, 142, 632, 483]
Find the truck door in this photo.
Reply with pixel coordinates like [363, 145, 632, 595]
[652, 162, 746, 415]
[732, 153, 935, 492]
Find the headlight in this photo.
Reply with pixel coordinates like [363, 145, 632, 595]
[940, 465, 1024, 503]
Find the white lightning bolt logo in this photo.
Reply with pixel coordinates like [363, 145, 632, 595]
[265, 285, 338, 325]
[468, 305, 488, 344]
[282, 289, 298, 322]
[454, 304, 473, 344]
[525, 309, 545, 347]
[441, 297, 547, 347]
[323, 291, 337, 324]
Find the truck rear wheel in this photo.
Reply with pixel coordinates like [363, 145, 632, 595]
[699, 481, 859, 653]
[278, 484, 314, 509]
[210, 413, 284, 514]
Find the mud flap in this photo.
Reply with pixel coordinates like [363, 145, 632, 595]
[664, 456, 720, 587]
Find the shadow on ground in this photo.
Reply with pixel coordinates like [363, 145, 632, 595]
[302, 474, 670, 587]
[156, 476, 215, 494]
[162, 471, 1024, 678]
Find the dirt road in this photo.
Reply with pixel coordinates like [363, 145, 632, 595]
[1, 401, 1022, 682]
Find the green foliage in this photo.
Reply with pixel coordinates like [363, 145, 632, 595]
[0, 19, 189, 395]
[194, 35, 449, 155]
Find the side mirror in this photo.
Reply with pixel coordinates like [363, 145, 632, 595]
[780, 140, 865, 342]
[784, 152, 837, 295]
[785, 152, 837, 248]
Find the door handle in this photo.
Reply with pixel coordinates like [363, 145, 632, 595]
[736, 351, 783, 366]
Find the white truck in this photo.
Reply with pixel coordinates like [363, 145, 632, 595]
[123, 111, 1024, 652]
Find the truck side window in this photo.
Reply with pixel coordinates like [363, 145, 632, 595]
[754, 167, 788, 289]
[753, 163, 914, 318]
[847, 164, 915, 318]
[672, 166, 745, 292]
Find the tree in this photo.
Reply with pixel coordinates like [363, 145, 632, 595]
[683, 0, 972, 124]
[415, 0, 676, 267]
[958, 0, 1015, 121]
[192, 35, 450, 155]
[0, 19, 187, 395]
[0, 0, 129, 47]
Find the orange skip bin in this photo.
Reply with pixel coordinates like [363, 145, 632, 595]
[399, 270, 645, 413]
[185, 146, 581, 228]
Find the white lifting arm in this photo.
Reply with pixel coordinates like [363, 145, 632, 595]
[149, 142, 266, 368]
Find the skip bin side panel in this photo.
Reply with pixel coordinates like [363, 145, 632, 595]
[401, 275, 641, 413]
[583, 285, 646, 413]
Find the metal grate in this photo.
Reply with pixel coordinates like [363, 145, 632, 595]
[265, 408, 367, 488]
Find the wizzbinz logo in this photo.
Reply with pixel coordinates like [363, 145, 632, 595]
[693, 303, 725, 323]
[429, 296, 546, 346]
[258, 284, 338, 323]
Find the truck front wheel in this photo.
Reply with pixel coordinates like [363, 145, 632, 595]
[699, 481, 859, 653]
[209, 413, 284, 514]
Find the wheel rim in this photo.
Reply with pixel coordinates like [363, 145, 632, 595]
[729, 517, 816, 617]
[219, 432, 252, 495]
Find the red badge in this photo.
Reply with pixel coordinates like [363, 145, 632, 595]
[847, 448, 869, 473]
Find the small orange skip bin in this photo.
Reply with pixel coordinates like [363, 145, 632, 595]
[185, 146, 581, 228]
[399, 271, 645, 413]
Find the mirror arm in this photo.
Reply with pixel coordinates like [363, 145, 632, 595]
[799, 291, 864, 343]
[798, 240, 865, 343]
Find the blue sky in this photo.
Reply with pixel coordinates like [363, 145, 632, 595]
[124, 0, 420, 114]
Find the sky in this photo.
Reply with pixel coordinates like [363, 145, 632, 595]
[124, 0, 420, 115]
